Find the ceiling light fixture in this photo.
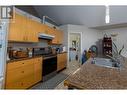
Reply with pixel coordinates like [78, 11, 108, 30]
[105, 5, 110, 24]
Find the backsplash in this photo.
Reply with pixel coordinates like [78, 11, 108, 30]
[8, 39, 63, 51]
[8, 39, 48, 48]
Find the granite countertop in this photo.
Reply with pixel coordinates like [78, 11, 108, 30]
[7, 52, 67, 63]
[64, 58, 127, 89]
[7, 55, 42, 63]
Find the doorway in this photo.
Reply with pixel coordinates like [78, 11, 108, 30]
[68, 32, 82, 63]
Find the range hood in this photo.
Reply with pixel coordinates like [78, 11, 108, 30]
[38, 33, 55, 40]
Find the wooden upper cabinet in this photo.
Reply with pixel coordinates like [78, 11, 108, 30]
[27, 18, 39, 42]
[8, 13, 27, 42]
[43, 25, 54, 35]
[8, 12, 39, 42]
[51, 29, 63, 44]
[38, 24, 47, 34]
[51, 29, 58, 44]
[8, 11, 64, 44]
[57, 30, 63, 44]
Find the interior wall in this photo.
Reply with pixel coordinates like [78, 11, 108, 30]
[68, 24, 103, 53]
[102, 27, 127, 57]
[60, 24, 103, 61]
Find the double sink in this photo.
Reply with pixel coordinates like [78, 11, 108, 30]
[92, 57, 122, 69]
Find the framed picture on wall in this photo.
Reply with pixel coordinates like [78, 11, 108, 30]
[72, 40, 76, 48]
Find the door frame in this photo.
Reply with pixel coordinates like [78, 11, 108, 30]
[68, 32, 82, 63]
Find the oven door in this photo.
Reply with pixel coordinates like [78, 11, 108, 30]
[42, 56, 57, 76]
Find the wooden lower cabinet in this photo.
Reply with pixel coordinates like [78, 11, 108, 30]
[33, 57, 42, 84]
[57, 53, 67, 71]
[5, 57, 43, 89]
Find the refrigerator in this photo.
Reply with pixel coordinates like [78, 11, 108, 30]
[0, 20, 8, 89]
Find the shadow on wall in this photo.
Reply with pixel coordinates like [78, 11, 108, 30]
[96, 39, 103, 56]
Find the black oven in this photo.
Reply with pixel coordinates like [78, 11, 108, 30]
[43, 55, 57, 76]
[42, 55, 57, 81]
[32, 47, 57, 81]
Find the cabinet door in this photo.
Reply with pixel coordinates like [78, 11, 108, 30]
[44, 25, 50, 34]
[51, 29, 58, 44]
[57, 53, 67, 71]
[5, 67, 25, 89]
[47, 26, 54, 36]
[8, 13, 27, 42]
[58, 30, 63, 44]
[22, 59, 35, 88]
[5, 78, 25, 89]
[57, 54, 62, 71]
[34, 57, 42, 83]
[50, 29, 63, 44]
[5, 59, 35, 89]
[26, 18, 39, 42]
[39, 24, 47, 34]
[5, 65, 34, 89]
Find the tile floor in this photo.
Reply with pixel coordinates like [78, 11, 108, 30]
[55, 61, 81, 89]
[31, 61, 81, 89]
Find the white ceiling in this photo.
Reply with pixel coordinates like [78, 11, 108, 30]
[34, 6, 127, 28]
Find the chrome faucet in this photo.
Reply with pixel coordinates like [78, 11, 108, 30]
[106, 55, 122, 67]
[106, 42, 125, 68]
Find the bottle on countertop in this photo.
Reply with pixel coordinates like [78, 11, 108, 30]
[91, 58, 96, 64]
[27, 48, 33, 57]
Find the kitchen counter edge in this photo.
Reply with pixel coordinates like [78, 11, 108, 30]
[7, 55, 42, 63]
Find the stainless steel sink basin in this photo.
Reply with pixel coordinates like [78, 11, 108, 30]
[93, 58, 120, 69]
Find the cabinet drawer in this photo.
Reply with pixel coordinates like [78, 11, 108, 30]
[6, 62, 34, 85]
[7, 59, 33, 70]
[7, 61, 25, 70]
